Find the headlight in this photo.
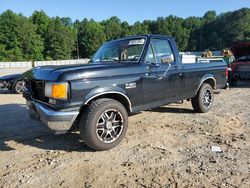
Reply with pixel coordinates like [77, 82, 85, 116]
[45, 82, 69, 100]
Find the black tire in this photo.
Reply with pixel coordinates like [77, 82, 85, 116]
[192, 83, 214, 113]
[79, 98, 128, 151]
[14, 81, 24, 94]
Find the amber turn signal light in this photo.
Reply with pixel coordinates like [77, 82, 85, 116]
[45, 82, 68, 100]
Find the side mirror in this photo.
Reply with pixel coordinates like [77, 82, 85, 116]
[161, 54, 174, 64]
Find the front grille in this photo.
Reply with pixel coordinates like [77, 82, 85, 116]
[31, 80, 48, 102]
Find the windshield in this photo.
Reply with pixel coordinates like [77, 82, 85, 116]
[91, 38, 146, 63]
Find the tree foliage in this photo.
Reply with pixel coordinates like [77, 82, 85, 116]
[77, 19, 106, 58]
[45, 17, 76, 60]
[0, 8, 249, 61]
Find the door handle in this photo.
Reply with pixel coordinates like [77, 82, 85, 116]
[154, 63, 161, 68]
[147, 63, 160, 69]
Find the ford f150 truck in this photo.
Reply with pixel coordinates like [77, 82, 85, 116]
[23, 35, 227, 151]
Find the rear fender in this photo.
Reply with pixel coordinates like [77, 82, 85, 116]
[196, 74, 216, 93]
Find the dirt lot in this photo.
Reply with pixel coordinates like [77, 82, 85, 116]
[0, 70, 249, 187]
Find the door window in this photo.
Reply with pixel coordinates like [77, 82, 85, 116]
[150, 39, 175, 63]
[145, 44, 156, 64]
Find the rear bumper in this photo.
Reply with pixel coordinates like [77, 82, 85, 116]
[26, 100, 79, 131]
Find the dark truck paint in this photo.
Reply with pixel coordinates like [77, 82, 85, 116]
[24, 35, 227, 151]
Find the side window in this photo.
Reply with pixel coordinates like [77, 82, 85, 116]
[145, 45, 155, 64]
[151, 39, 175, 63]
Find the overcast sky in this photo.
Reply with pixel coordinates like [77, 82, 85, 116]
[0, 0, 249, 24]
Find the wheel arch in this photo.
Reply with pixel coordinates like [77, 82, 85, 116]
[196, 75, 216, 94]
[83, 91, 132, 113]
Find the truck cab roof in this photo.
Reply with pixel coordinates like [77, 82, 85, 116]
[105, 34, 173, 44]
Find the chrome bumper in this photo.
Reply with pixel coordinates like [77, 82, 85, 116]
[26, 100, 79, 131]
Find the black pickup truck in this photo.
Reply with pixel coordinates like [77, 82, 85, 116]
[24, 35, 227, 151]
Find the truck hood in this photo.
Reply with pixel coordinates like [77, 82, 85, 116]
[231, 41, 250, 59]
[24, 62, 145, 81]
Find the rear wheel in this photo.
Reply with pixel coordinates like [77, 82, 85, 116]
[79, 98, 128, 151]
[14, 81, 25, 94]
[192, 83, 214, 113]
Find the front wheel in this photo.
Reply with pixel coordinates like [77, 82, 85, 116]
[79, 98, 128, 151]
[192, 83, 214, 113]
[14, 81, 25, 94]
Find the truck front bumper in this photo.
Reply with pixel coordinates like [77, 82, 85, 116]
[26, 100, 79, 131]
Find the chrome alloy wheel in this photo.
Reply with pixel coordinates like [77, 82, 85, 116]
[96, 109, 124, 143]
[15, 81, 25, 93]
[203, 89, 212, 108]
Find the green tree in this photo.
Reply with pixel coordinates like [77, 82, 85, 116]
[217, 8, 250, 47]
[130, 21, 150, 35]
[203, 11, 217, 24]
[45, 17, 76, 60]
[102, 16, 122, 41]
[184, 17, 203, 51]
[0, 10, 23, 61]
[30, 10, 51, 38]
[120, 21, 131, 37]
[61, 17, 73, 27]
[0, 10, 43, 61]
[78, 19, 106, 58]
[0, 44, 8, 61]
[30, 10, 51, 59]
[195, 8, 250, 51]
[1, 8, 250, 61]
[151, 16, 189, 51]
[18, 16, 44, 60]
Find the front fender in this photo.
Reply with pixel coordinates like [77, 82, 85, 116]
[83, 86, 132, 112]
[84, 86, 126, 102]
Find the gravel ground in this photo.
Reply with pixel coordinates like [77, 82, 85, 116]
[0, 69, 249, 187]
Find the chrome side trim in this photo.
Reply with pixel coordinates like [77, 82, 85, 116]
[196, 76, 216, 93]
[84, 91, 132, 112]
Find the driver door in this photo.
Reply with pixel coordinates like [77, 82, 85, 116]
[142, 38, 182, 108]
